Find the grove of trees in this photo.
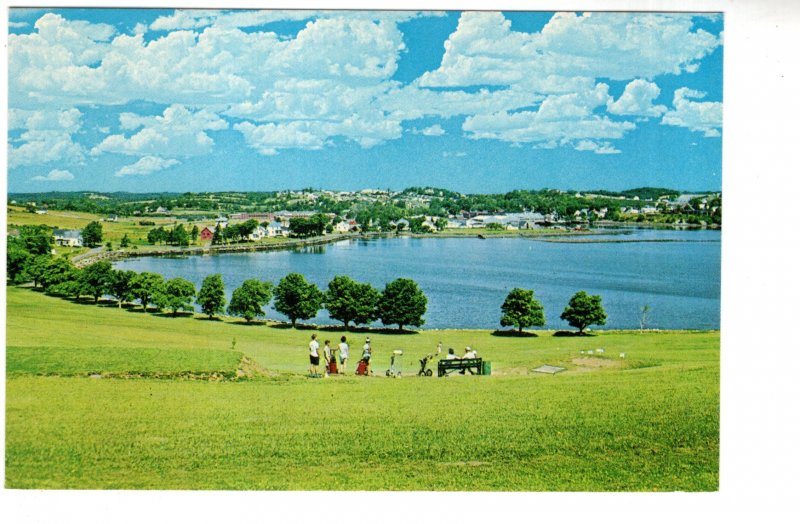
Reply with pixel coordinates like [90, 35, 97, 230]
[324, 275, 380, 329]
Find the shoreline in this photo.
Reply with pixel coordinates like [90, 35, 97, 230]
[73, 222, 717, 267]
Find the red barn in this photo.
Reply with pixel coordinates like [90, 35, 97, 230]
[200, 227, 215, 241]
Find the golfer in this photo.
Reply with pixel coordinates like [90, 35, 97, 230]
[338, 335, 349, 374]
[362, 337, 373, 375]
[308, 334, 320, 377]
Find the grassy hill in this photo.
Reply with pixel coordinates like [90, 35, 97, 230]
[5, 287, 719, 490]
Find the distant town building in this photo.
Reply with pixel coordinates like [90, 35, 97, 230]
[228, 212, 275, 222]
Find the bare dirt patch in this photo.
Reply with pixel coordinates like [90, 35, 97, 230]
[571, 357, 623, 371]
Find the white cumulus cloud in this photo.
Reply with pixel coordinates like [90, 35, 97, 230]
[115, 156, 180, 177]
[7, 10, 722, 164]
[91, 104, 228, 157]
[8, 108, 84, 168]
[420, 12, 721, 87]
[574, 140, 621, 154]
[413, 124, 446, 136]
[661, 87, 722, 137]
[32, 169, 75, 181]
[607, 79, 667, 117]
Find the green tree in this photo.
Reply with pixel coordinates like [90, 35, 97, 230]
[408, 217, 426, 233]
[80, 261, 114, 303]
[147, 227, 167, 245]
[378, 278, 427, 331]
[500, 288, 545, 333]
[154, 277, 196, 316]
[237, 219, 259, 241]
[40, 257, 76, 292]
[197, 273, 227, 319]
[324, 275, 380, 329]
[290, 214, 328, 237]
[435, 218, 448, 231]
[120, 234, 131, 248]
[17, 225, 55, 255]
[6, 242, 32, 283]
[24, 255, 52, 289]
[211, 226, 223, 245]
[131, 272, 165, 311]
[81, 221, 103, 247]
[274, 273, 323, 328]
[168, 224, 190, 246]
[190, 225, 199, 243]
[227, 279, 273, 323]
[560, 291, 607, 334]
[108, 269, 137, 308]
[50, 270, 84, 300]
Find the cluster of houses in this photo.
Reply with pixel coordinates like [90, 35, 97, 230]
[199, 211, 348, 242]
[26, 191, 720, 253]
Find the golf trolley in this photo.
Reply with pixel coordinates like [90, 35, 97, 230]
[385, 349, 403, 377]
[418, 354, 435, 376]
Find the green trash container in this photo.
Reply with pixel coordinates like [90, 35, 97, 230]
[481, 361, 492, 376]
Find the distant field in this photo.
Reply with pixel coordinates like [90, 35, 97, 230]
[7, 206, 182, 244]
[5, 287, 719, 490]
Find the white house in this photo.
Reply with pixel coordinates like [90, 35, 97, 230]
[334, 220, 357, 233]
[53, 229, 83, 247]
[247, 225, 267, 241]
[266, 221, 289, 237]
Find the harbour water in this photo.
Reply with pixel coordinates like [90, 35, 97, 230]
[115, 228, 721, 330]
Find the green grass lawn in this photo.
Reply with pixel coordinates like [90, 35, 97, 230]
[5, 287, 719, 491]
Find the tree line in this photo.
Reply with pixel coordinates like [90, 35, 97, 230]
[7, 230, 428, 330]
[9, 224, 605, 334]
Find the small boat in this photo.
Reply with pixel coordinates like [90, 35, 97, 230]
[477, 234, 486, 239]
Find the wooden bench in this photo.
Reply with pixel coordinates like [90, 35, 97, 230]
[438, 358, 483, 377]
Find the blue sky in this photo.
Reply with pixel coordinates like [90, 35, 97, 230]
[7, 9, 723, 193]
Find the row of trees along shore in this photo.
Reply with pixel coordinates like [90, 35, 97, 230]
[8, 240, 428, 329]
[9, 225, 607, 332]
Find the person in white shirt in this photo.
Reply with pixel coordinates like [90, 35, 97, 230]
[362, 337, 373, 374]
[308, 334, 320, 377]
[338, 335, 349, 374]
[445, 348, 458, 360]
[462, 346, 478, 374]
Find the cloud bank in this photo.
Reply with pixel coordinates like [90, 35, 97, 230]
[8, 9, 723, 179]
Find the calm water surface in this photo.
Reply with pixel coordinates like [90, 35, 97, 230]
[115, 229, 720, 330]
